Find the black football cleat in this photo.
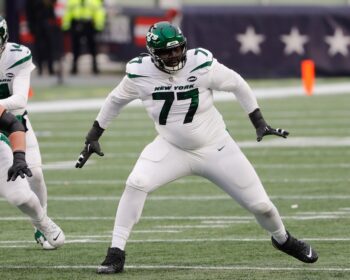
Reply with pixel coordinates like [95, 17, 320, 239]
[96, 247, 125, 274]
[272, 231, 318, 263]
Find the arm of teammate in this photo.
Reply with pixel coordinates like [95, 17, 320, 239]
[0, 106, 32, 181]
[0, 66, 31, 111]
[208, 61, 289, 142]
[75, 76, 138, 168]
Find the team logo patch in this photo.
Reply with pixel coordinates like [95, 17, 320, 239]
[6, 73, 14, 78]
[187, 76, 197, 82]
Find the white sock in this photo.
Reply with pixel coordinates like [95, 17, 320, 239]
[271, 228, 288, 245]
[111, 186, 147, 250]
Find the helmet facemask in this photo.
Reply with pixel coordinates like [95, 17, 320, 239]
[146, 22, 187, 74]
[152, 43, 187, 73]
[0, 17, 8, 58]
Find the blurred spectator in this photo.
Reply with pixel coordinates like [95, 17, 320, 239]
[62, 0, 106, 75]
[26, 0, 58, 76]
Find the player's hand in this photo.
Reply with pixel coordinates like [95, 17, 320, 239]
[255, 125, 289, 142]
[7, 151, 33, 181]
[75, 140, 104, 168]
[75, 120, 105, 168]
[249, 108, 289, 142]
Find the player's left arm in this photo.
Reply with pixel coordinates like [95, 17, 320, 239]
[0, 106, 32, 180]
[208, 61, 289, 142]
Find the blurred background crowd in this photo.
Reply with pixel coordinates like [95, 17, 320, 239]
[1, 0, 350, 81]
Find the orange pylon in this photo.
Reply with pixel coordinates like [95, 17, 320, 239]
[301, 60, 315, 96]
[28, 87, 34, 98]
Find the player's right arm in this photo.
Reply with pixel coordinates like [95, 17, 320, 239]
[75, 75, 139, 168]
[0, 105, 32, 180]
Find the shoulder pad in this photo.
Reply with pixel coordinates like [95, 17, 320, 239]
[187, 48, 214, 73]
[126, 55, 154, 79]
[5, 43, 32, 71]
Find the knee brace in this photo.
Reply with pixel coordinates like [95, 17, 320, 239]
[126, 173, 153, 193]
[248, 201, 274, 216]
[5, 182, 32, 206]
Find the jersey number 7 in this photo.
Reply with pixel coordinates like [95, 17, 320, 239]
[152, 88, 199, 125]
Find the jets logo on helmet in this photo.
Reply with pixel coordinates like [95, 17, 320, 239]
[146, 21, 187, 74]
[146, 32, 159, 42]
[0, 16, 9, 57]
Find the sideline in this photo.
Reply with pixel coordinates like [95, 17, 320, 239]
[28, 83, 350, 113]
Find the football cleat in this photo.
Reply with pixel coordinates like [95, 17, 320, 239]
[272, 231, 318, 263]
[97, 247, 125, 274]
[33, 216, 65, 248]
[34, 229, 56, 250]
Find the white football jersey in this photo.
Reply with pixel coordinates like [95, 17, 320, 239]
[0, 42, 35, 115]
[97, 48, 258, 150]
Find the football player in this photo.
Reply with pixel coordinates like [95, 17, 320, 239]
[76, 21, 318, 273]
[0, 105, 65, 248]
[0, 16, 54, 249]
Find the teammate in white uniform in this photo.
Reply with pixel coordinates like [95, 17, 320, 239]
[76, 21, 318, 273]
[0, 105, 65, 248]
[0, 16, 53, 249]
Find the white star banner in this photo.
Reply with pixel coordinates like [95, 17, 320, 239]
[179, 6, 350, 77]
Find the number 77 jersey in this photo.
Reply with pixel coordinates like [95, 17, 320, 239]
[97, 48, 247, 150]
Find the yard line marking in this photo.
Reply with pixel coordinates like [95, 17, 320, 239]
[66, 230, 181, 238]
[155, 225, 230, 229]
[202, 221, 251, 224]
[36, 194, 350, 201]
[0, 264, 350, 272]
[2, 237, 350, 246]
[26, 82, 350, 113]
[44, 178, 350, 186]
[38, 137, 350, 148]
[0, 245, 28, 248]
[41, 162, 350, 171]
[0, 214, 349, 222]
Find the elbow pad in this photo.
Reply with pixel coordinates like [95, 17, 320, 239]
[0, 110, 26, 134]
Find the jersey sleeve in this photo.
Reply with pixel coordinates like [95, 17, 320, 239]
[208, 60, 259, 114]
[0, 45, 35, 112]
[96, 75, 139, 129]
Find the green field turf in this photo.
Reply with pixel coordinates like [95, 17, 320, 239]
[0, 87, 349, 279]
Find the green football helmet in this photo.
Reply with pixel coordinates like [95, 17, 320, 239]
[0, 16, 8, 56]
[146, 21, 187, 74]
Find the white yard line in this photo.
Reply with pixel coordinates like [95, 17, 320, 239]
[0, 214, 349, 222]
[1, 237, 350, 245]
[45, 195, 350, 200]
[38, 137, 350, 148]
[41, 161, 350, 171]
[43, 177, 350, 186]
[27, 83, 350, 113]
[0, 264, 349, 272]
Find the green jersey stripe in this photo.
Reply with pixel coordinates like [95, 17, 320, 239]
[127, 73, 148, 79]
[190, 60, 213, 73]
[7, 54, 32, 70]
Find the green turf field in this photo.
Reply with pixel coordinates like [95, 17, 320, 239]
[0, 86, 349, 279]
